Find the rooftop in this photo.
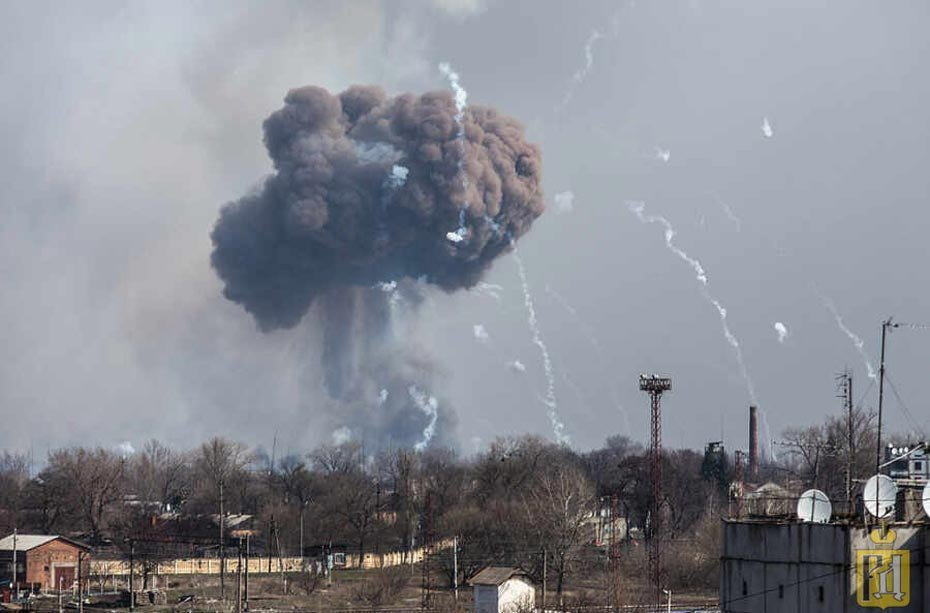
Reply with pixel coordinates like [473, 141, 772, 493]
[0, 534, 90, 552]
[470, 567, 530, 586]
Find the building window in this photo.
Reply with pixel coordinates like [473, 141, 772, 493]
[818, 585, 824, 602]
[742, 580, 747, 596]
[778, 585, 784, 598]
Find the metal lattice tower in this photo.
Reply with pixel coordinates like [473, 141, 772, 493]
[639, 374, 671, 608]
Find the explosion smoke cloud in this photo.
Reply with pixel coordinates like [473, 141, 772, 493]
[210, 84, 544, 449]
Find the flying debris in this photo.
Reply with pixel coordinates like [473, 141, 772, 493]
[508, 359, 527, 373]
[774, 322, 788, 344]
[761, 117, 774, 138]
[210, 84, 544, 450]
[655, 148, 671, 162]
[553, 190, 575, 214]
[473, 324, 490, 342]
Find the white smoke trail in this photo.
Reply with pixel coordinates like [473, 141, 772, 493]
[713, 193, 742, 232]
[774, 322, 788, 344]
[654, 147, 671, 163]
[512, 248, 569, 445]
[408, 385, 439, 452]
[822, 297, 877, 380]
[439, 62, 471, 240]
[560, 29, 604, 109]
[627, 201, 774, 455]
[508, 359, 527, 373]
[761, 117, 774, 138]
[475, 282, 503, 302]
[545, 284, 631, 435]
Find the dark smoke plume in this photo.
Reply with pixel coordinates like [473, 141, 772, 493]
[210, 85, 544, 449]
[211, 85, 543, 329]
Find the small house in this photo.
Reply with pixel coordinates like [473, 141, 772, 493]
[471, 567, 535, 613]
[0, 534, 91, 592]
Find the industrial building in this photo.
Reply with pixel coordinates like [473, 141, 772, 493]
[720, 404, 930, 611]
[721, 521, 929, 611]
[0, 534, 91, 592]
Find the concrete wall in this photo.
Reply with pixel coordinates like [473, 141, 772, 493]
[474, 584, 498, 613]
[498, 577, 534, 612]
[474, 579, 534, 613]
[722, 521, 929, 612]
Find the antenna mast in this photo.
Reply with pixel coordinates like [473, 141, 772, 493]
[639, 374, 671, 608]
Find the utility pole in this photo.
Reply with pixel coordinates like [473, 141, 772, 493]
[77, 551, 84, 613]
[129, 539, 135, 612]
[452, 536, 458, 602]
[236, 539, 242, 613]
[875, 318, 895, 521]
[541, 548, 547, 612]
[11, 529, 16, 600]
[836, 369, 854, 510]
[219, 480, 226, 601]
[243, 534, 250, 612]
[608, 494, 621, 610]
[640, 374, 672, 609]
[420, 493, 432, 612]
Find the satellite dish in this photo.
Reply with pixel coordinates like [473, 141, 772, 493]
[922, 482, 930, 519]
[796, 489, 832, 523]
[863, 474, 898, 519]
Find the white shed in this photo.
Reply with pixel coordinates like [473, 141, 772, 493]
[471, 567, 535, 613]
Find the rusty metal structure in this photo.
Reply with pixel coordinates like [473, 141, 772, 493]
[639, 374, 671, 608]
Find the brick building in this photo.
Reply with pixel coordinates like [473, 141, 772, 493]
[0, 534, 91, 592]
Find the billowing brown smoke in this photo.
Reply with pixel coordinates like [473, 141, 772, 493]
[211, 84, 543, 329]
[210, 85, 544, 449]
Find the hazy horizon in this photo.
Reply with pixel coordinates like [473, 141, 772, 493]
[1, 1, 928, 458]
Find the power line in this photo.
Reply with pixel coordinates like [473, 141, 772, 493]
[883, 373, 928, 439]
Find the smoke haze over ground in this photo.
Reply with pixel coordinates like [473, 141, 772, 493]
[1, 1, 929, 454]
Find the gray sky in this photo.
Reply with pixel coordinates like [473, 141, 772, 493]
[1, 0, 928, 457]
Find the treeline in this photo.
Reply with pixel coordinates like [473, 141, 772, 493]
[0, 434, 727, 594]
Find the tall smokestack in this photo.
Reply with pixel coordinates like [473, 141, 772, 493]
[749, 405, 759, 480]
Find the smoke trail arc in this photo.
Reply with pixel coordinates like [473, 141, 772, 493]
[822, 297, 877, 380]
[628, 201, 774, 457]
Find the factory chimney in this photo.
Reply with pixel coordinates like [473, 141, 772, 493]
[749, 405, 759, 480]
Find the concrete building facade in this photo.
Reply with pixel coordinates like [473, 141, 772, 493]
[721, 521, 929, 612]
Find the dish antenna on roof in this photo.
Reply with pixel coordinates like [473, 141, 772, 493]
[796, 489, 832, 523]
[863, 474, 898, 519]
[922, 482, 930, 519]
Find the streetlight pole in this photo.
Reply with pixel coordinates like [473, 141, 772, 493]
[662, 588, 671, 613]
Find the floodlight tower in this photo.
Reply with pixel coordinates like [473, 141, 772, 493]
[639, 374, 671, 608]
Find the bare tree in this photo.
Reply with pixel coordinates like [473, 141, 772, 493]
[521, 462, 595, 595]
[41, 448, 125, 543]
[133, 440, 191, 512]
